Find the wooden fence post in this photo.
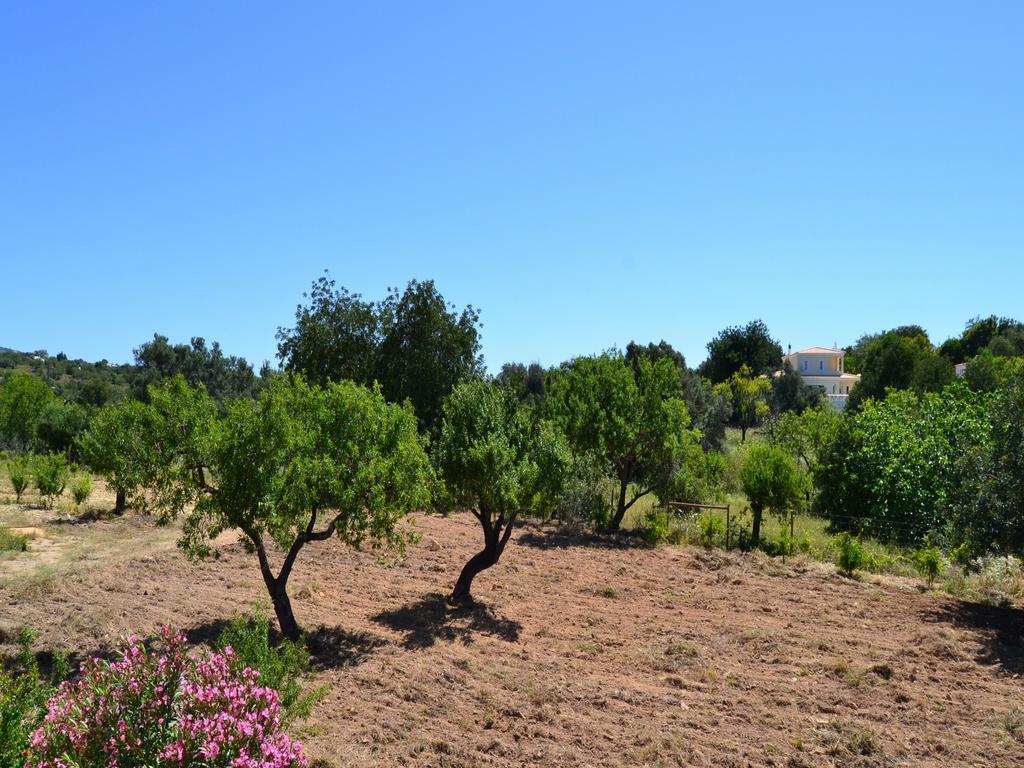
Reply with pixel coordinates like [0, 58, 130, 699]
[725, 504, 730, 550]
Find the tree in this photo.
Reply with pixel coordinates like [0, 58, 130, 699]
[546, 354, 698, 532]
[816, 384, 992, 545]
[846, 331, 951, 410]
[133, 334, 259, 402]
[770, 406, 843, 489]
[35, 400, 89, 458]
[681, 373, 732, 451]
[494, 362, 547, 404]
[0, 372, 56, 451]
[435, 380, 568, 603]
[964, 349, 1024, 392]
[277, 275, 483, 436]
[949, 375, 1024, 558]
[699, 320, 782, 383]
[769, 361, 823, 416]
[78, 399, 161, 514]
[739, 442, 806, 547]
[721, 365, 772, 442]
[135, 375, 432, 640]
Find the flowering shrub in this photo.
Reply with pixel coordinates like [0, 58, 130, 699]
[26, 628, 307, 768]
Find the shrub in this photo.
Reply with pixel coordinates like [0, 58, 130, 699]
[0, 627, 66, 767]
[834, 532, 864, 576]
[642, 509, 672, 546]
[26, 628, 307, 768]
[697, 513, 724, 549]
[912, 536, 943, 588]
[216, 610, 324, 724]
[8, 457, 30, 503]
[33, 454, 68, 509]
[70, 474, 92, 509]
[0, 524, 29, 552]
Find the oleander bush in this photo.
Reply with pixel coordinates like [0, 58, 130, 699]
[25, 628, 307, 768]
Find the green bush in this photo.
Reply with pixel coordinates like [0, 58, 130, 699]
[33, 454, 69, 508]
[70, 474, 92, 509]
[697, 512, 724, 549]
[0, 525, 29, 552]
[0, 627, 67, 767]
[642, 509, 672, 546]
[912, 535, 943, 588]
[216, 609, 324, 724]
[834, 532, 864, 576]
[8, 457, 30, 503]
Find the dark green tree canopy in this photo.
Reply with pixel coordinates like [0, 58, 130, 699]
[699, 320, 782, 383]
[0, 371, 57, 451]
[846, 330, 952, 410]
[495, 362, 547, 404]
[277, 275, 483, 435]
[133, 333, 261, 402]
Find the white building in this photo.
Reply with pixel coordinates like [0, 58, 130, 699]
[779, 345, 861, 411]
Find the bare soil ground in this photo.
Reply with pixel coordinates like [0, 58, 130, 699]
[1, 509, 1023, 768]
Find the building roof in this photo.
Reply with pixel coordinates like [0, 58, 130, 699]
[787, 346, 841, 355]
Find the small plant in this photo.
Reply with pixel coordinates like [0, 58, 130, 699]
[8, 457, 31, 503]
[70, 474, 93, 509]
[0, 524, 29, 552]
[912, 535, 943, 589]
[833, 532, 864, 576]
[216, 609, 324, 724]
[642, 509, 672, 546]
[33, 454, 69, 509]
[697, 513, 724, 549]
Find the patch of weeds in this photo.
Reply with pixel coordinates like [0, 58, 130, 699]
[819, 718, 882, 759]
[999, 707, 1024, 744]
[593, 585, 619, 599]
[0, 525, 29, 552]
[830, 658, 864, 687]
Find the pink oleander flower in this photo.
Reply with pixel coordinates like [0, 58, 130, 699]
[25, 627, 307, 768]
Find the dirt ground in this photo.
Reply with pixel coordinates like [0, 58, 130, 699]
[2, 508, 1023, 768]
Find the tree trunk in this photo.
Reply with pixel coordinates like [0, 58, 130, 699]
[270, 581, 301, 641]
[750, 503, 763, 548]
[449, 539, 499, 604]
[114, 490, 126, 515]
[607, 479, 629, 533]
[740, 425, 748, 443]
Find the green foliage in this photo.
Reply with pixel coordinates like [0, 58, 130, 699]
[552, 454, 612, 529]
[0, 627, 67, 767]
[964, 349, 1024, 393]
[8, 457, 30, 503]
[33, 453, 69, 508]
[139, 374, 432, 638]
[0, 372, 57, 451]
[846, 329, 953, 410]
[0, 524, 29, 552]
[34, 400, 89, 457]
[77, 397, 162, 511]
[719, 364, 772, 441]
[70, 474, 93, 508]
[641, 509, 674, 546]
[216, 610, 324, 725]
[494, 362, 547, 404]
[817, 383, 992, 545]
[277, 275, 483, 436]
[949, 374, 1024, 558]
[739, 442, 806, 546]
[769, 360, 823, 416]
[546, 353, 698, 532]
[833, 532, 864, 576]
[912, 535, 943, 588]
[697, 512, 724, 549]
[699, 320, 782, 383]
[133, 333, 261, 402]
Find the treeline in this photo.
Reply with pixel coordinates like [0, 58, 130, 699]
[4, 275, 1024, 639]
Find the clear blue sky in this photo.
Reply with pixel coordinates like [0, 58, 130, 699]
[2, 2, 1021, 372]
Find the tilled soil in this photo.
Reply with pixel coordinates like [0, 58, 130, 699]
[2, 512, 1023, 768]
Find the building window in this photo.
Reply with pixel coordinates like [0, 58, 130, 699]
[819, 360, 823, 370]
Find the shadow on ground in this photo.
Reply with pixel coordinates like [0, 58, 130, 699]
[371, 592, 521, 649]
[515, 523, 649, 551]
[927, 600, 1024, 675]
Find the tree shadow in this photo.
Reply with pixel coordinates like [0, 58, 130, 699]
[516, 523, 648, 551]
[305, 625, 386, 670]
[925, 600, 1024, 675]
[371, 592, 521, 649]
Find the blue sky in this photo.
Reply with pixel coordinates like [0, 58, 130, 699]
[2, 2, 1021, 372]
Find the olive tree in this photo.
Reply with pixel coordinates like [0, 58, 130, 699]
[546, 354, 698, 533]
[740, 442, 806, 547]
[435, 380, 569, 604]
[109, 375, 432, 640]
